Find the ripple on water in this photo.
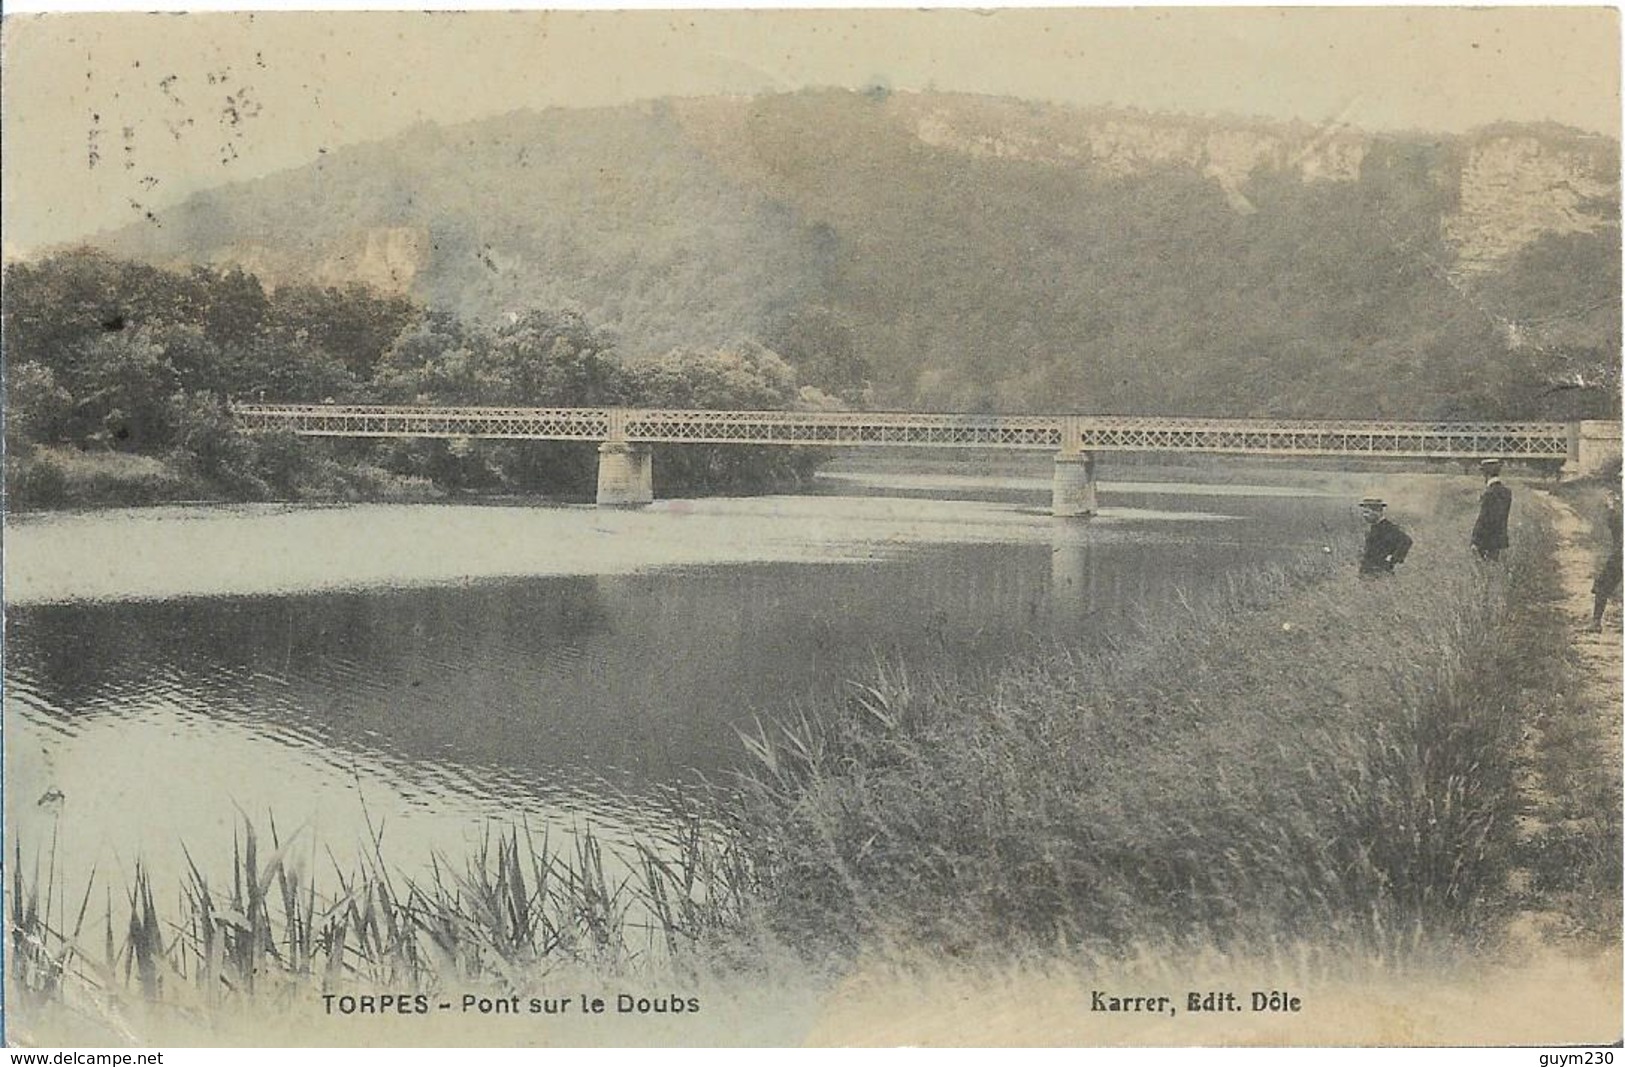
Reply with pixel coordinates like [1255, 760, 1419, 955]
[3, 495, 1257, 605]
[6, 487, 1359, 892]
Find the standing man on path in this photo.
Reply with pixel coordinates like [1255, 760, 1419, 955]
[1588, 487, 1622, 632]
[1359, 498, 1413, 577]
[1472, 459, 1513, 561]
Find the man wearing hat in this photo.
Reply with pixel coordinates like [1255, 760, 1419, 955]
[1587, 487, 1622, 632]
[1359, 498, 1413, 576]
[1471, 459, 1512, 561]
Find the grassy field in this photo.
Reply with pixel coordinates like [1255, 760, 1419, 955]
[6, 476, 1619, 1045]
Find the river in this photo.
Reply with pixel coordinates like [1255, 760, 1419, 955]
[3, 458, 1361, 892]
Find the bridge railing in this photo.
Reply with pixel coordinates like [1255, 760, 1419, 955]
[230, 404, 1576, 459]
[233, 404, 615, 439]
[623, 408, 1064, 447]
[1067, 416, 1572, 458]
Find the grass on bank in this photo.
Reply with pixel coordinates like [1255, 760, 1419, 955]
[730, 521, 1515, 964]
[4, 444, 440, 511]
[6, 482, 1616, 1031]
[725, 484, 1616, 964]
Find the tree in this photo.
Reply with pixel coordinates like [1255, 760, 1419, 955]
[5, 362, 73, 449]
[60, 327, 182, 450]
[3, 250, 197, 373]
[766, 306, 871, 405]
[163, 390, 257, 484]
[1472, 228, 1622, 418]
[632, 341, 800, 410]
[232, 334, 363, 404]
[192, 265, 271, 349]
[267, 283, 420, 378]
[491, 308, 630, 405]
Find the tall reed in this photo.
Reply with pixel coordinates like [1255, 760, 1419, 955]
[6, 817, 736, 1015]
[723, 500, 1545, 966]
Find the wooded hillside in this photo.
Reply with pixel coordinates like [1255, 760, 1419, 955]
[80, 90, 1622, 420]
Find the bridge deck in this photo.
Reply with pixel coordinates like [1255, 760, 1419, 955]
[232, 404, 1575, 460]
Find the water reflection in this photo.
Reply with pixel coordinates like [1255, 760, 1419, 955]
[5, 480, 1353, 886]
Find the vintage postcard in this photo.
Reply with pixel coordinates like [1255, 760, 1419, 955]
[2, 6, 1621, 1051]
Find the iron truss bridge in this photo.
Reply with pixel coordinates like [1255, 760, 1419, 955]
[232, 404, 1577, 460]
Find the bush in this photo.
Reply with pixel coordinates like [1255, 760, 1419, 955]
[5, 447, 199, 509]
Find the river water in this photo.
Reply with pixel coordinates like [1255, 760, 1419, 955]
[4, 460, 1359, 890]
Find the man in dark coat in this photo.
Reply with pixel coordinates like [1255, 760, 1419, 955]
[1471, 459, 1513, 561]
[1359, 498, 1413, 577]
[1588, 488, 1622, 632]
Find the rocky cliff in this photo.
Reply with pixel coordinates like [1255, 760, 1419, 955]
[1446, 126, 1619, 272]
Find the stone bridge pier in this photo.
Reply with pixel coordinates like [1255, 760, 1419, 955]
[1569, 420, 1623, 478]
[596, 442, 653, 507]
[1053, 452, 1098, 517]
[1052, 417, 1098, 518]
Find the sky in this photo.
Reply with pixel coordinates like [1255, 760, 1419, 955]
[2, 6, 1620, 254]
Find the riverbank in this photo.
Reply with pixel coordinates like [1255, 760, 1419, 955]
[723, 480, 1606, 955]
[731, 477, 1621, 1045]
[6, 476, 1619, 1045]
[3, 439, 826, 515]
